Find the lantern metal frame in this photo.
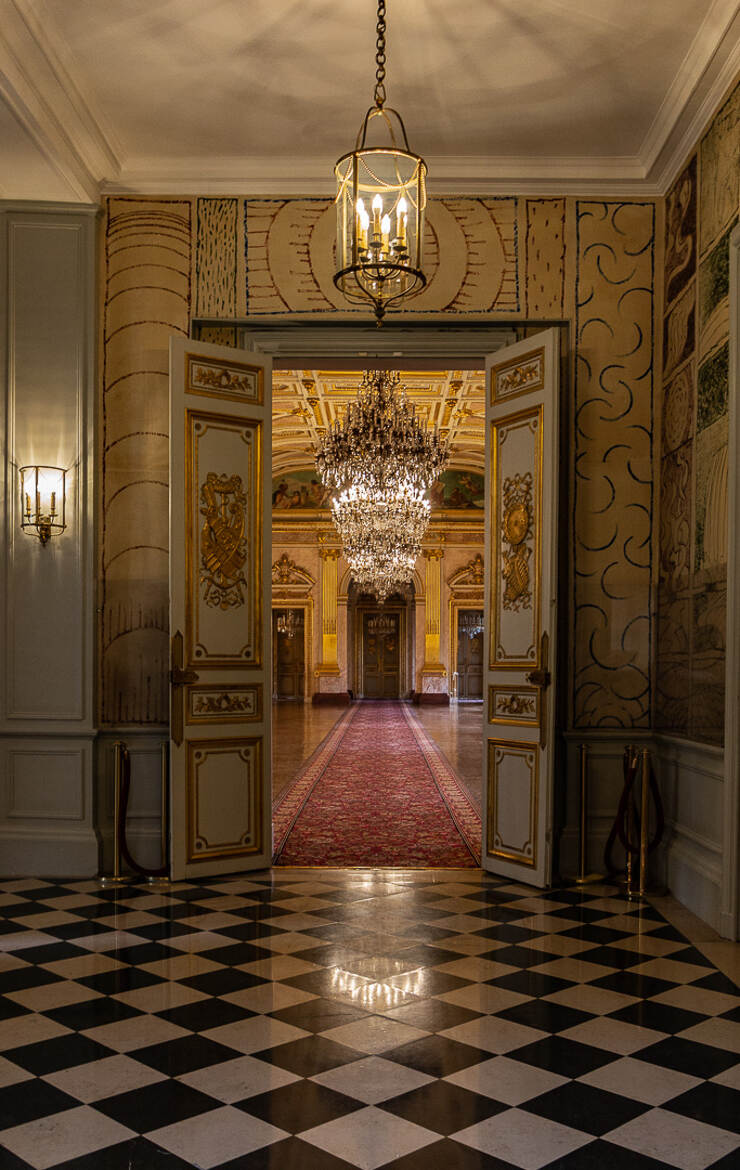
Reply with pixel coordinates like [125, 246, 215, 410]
[333, 1, 428, 323]
[19, 465, 67, 546]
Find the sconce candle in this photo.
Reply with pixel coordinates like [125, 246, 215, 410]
[19, 466, 67, 545]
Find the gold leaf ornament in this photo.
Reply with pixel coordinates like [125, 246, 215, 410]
[199, 472, 248, 609]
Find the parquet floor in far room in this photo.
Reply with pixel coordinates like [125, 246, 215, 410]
[0, 870, 738, 1169]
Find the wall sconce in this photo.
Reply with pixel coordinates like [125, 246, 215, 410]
[19, 465, 66, 545]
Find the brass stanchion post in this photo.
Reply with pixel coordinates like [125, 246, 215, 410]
[637, 746, 650, 899]
[565, 743, 603, 884]
[624, 745, 636, 897]
[99, 741, 131, 886]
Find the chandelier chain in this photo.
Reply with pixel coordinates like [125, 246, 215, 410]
[374, 0, 387, 108]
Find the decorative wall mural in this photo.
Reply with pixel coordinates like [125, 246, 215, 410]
[663, 282, 696, 381]
[100, 192, 661, 730]
[665, 155, 696, 307]
[100, 198, 191, 725]
[656, 78, 738, 746]
[662, 365, 694, 454]
[699, 82, 740, 254]
[525, 198, 566, 316]
[272, 469, 331, 510]
[244, 197, 520, 315]
[199, 472, 248, 609]
[429, 470, 485, 510]
[659, 444, 691, 595]
[573, 201, 655, 727]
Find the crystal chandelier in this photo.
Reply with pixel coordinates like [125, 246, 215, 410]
[316, 370, 448, 601]
[276, 609, 299, 638]
[334, 0, 427, 323]
[460, 611, 484, 639]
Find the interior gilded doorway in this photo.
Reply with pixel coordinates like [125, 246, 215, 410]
[352, 592, 411, 699]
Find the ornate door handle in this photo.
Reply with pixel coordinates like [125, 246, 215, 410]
[170, 665, 199, 687]
[527, 632, 550, 749]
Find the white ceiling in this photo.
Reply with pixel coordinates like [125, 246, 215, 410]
[1, 0, 739, 202]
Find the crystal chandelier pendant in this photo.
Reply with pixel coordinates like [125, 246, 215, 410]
[334, 0, 427, 323]
[316, 370, 449, 601]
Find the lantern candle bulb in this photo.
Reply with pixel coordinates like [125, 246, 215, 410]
[371, 194, 383, 239]
[381, 213, 391, 255]
[396, 197, 407, 246]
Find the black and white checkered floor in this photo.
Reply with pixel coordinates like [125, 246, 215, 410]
[0, 870, 738, 1169]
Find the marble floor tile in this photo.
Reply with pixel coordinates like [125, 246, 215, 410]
[82, 1013, 189, 1053]
[42, 1052, 167, 1102]
[148, 1104, 287, 1169]
[0, 868, 737, 1170]
[605, 1105, 739, 1169]
[445, 1054, 568, 1105]
[320, 1015, 429, 1054]
[0, 1103, 135, 1169]
[454, 1105, 591, 1168]
[301, 1104, 438, 1170]
[578, 1055, 703, 1104]
[311, 1055, 435, 1104]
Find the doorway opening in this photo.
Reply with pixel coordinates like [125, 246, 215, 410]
[181, 319, 566, 881]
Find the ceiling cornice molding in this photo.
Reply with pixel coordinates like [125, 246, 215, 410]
[0, 0, 120, 201]
[647, 8, 740, 193]
[640, 0, 739, 175]
[104, 154, 662, 199]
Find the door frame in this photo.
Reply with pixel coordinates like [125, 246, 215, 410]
[450, 602, 485, 700]
[355, 602, 407, 699]
[271, 599, 313, 702]
[193, 314, 572, 864]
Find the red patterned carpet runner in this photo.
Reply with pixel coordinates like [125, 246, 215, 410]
[273, 701, 481, 867]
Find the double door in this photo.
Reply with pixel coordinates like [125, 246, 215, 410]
[457, 609, 484, 699]
[273, 609, 305, 700]
[361, 610, 401, 698]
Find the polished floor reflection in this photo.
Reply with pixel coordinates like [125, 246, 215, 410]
[0, 870, 738, 1169]
[272, 700, 483, 810]
[271, 704, 348, 800]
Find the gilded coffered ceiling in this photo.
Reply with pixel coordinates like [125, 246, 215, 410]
[272, 369, 485, 476]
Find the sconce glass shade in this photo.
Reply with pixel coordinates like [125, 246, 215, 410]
[19, 465, 66, 545]
[335, 106, 427, 322]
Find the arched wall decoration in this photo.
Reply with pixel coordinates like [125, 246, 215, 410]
[271, 552, 315, 590]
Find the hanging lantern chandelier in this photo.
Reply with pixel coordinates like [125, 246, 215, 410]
[316, 370, 448, 601]
[334, 0, 427, 323]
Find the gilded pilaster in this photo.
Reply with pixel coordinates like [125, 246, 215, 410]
[316, 542, 341, 675]
[421, 548, 447, 693]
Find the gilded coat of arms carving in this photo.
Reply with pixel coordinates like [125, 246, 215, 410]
[200, 472, 248, 609]
[501, 472, 533, 612]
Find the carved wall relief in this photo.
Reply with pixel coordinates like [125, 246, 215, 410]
[501, 472, 533, 612]
[199, 472, 248, 610]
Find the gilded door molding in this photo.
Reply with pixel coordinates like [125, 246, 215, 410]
[186, 410, 263, 669]
[187, 736, 264, 862]
[490, 406, 543, 671]
[170, 335, 272, 880]
[483, 328, 559, 887]
[486, 739, 538, 867]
